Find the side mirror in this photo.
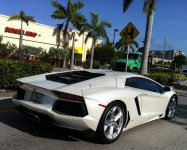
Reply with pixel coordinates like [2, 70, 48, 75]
[164, 86, 171, 92]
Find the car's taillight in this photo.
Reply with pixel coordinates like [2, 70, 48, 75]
[53, 91, 85, 102]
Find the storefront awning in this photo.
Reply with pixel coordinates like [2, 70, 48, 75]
[74, 47, 83, 54]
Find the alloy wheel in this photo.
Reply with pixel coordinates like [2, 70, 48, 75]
[104, 106, 124, 140]
[167, 96, 177, 118]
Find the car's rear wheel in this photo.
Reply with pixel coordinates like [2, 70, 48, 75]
[165, 96, 177, 119]
[96, 102, 125, 144]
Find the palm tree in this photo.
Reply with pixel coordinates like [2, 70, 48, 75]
[8, 10, 35, 60]
[51, 0, 86, 68]
[53, 24, 64, 49]
[0, 35, 3, 44]
[115, 38, 139, 52]
[81, 12, 112, 69]
[123, 0, 157, 74]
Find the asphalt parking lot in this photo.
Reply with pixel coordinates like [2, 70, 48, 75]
[0, 95, 186, 150]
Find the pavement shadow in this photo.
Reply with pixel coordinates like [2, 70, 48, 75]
[0, 98, 14, 110]
[0, 98, 97, 143]
[169, 103, 187, 130]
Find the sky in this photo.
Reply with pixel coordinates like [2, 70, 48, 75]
[0, 0, 187, 55]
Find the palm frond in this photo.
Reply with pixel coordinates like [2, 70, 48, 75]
[130, 44, 135, 52]
[100, 21, 112, 28]
[101, 29, 110, 44]
[74, 1, 84, 9]
[67, 0, 72, 16]
[23, 16, 35, 25]
[81, 23, 93, 30]
[85, 31, 93, 43]
[115, 38, 125, 49]
[8, 11, 35, 25]
[25, 16, 36, 22]
[132, 40, 139, 48]
[51, 0, 67, 16]
[51, 10, 67, 19]
[19, 10, 25, 18]
[123, 0, 134, 12]
[143, 0, 157, 15]
[72, 13, 87, 30]
[90, 12, 99, 27]
[53, 23, 64, 36]
[8, 15, 20, 21]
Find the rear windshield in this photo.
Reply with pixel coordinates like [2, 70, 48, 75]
[46, 71, 105, 84]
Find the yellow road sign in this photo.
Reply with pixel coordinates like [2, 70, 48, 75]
[120, 22, 139, 45]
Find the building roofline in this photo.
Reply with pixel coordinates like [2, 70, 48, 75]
[0, 13, 55, 29]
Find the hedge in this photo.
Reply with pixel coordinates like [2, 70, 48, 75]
[146, 72, 187, 85]
[0, 59, 52, 89]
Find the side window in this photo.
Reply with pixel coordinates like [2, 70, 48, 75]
[125, 77, 138, 88]
[126, 77, 163, 93]
[156, 83, 164, 94]
[137, 78, 161, 93]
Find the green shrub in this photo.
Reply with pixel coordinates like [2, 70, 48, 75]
[0, 42, 17, 59]
[0, 59, 52, 89]
[93, 60, 100, 69]
[22, 45, 44, 56]
[146, 72, 187, 85]
[175, 74, 187, 81]
[146, 73, 169, 85]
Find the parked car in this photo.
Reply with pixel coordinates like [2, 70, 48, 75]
[12, 69, 177, 143]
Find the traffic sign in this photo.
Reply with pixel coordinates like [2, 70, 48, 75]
[120, 22, 139, 45]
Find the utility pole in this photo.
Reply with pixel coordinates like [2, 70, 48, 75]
[162, 36, 167, 68]
[112, 29, 118, 47]
[125, 45, 129, 72]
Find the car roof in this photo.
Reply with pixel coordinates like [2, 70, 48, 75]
[86, 69, 142, 78]
[86, 69, 163, 86]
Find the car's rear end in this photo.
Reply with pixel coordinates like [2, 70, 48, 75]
[12, 70, 108, 131]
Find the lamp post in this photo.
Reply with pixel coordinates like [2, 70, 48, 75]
[112, 28, 118, 47]
[70, 32, 77, 70]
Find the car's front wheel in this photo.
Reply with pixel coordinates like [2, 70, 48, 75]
[165, 96, 177, 119]
[96, 102, 125, 144]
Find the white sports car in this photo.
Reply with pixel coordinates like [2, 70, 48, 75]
[12, 69, 177, 143]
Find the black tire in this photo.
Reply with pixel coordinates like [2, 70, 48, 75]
[95, 101, 126, 144]
[165, 95, 177, 120]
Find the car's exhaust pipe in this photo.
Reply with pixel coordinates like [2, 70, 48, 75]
[24, 111, 41, 122]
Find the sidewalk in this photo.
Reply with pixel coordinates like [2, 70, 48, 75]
[0, 90, 16, 100]
[171, 80, 187, 93]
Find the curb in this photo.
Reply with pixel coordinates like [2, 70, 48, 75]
[0, 97, 14, 110]
[0, 97, 12, 100]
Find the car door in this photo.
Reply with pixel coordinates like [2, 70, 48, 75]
[136, 78, 168, 117]
[126, 77, 168, 118]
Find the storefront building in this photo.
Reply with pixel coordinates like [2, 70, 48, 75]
[0, 14, 102, 63]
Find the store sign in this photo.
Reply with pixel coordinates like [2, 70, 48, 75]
[5, 27, 37, 37]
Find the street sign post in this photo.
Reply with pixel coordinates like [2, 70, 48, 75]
[120, 22, 139, 72]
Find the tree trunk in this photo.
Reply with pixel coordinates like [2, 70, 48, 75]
[70, 32, 76, 70]
[18, 20, 23, 60]
[62, 21, 70, 69]
[140, 11, 155, 75]
[57, 42, 60, 49]
[63, 57, 66, 68]
[89, 39, 95, 69]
